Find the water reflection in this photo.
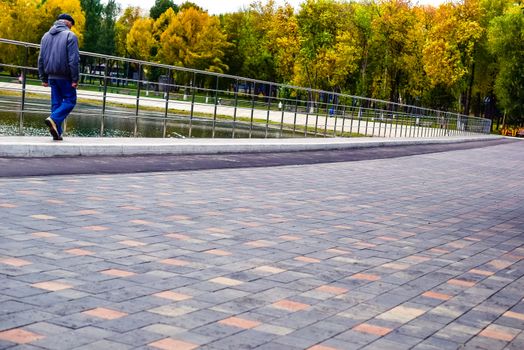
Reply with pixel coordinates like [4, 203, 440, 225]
[0, 98, 299, 138]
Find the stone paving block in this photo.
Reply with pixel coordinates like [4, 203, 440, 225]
[287, 321, 347, 342]
[100, 312, 176, 333]
[106, 328, 165, 347]
[0, 310, 55, 331]
[415, 335, 463, 350]
[169, 309, 231, 329]
[30, 331, 94, 350]
[73, 340, 132, 350]
[254, 342, 303, 350]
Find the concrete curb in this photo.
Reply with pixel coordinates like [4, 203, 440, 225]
[0, 135, 504, 157]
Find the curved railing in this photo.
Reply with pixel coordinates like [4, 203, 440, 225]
[0, 38, 492, 138]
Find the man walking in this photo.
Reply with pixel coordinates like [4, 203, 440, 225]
[38, 14, 79, 141]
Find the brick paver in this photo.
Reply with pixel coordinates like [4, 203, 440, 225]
[0, 141, 523, 349]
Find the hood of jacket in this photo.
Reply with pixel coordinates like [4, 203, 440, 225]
[49, 21, 70, 36]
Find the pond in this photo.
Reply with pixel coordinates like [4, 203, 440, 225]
[0, 95, 301, 139]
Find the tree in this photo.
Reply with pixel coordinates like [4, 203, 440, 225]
[115, 6, 142, 57]
[294, 0, 361, 91]
[265, 3, 300, 83]
[0, 0, 41, 72]
[38, 0, 86, 44]
[469, 0, 512, 122]
[95, 0, 119, 55]
[157, 7, 229, 72]
[80, 0, 104, 52]
[488, 2, 524, 125]
[179, 2, 203, 12]
[126, 17, 156, 61]
[220, 12, 246, 76]
[367, 0, 417, 101]
[0, 0, 41, 44]
[149, 0, 179, 20]
[399, 5, 431, 104]
[422, 1, 483, 110]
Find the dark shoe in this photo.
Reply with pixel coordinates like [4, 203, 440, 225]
[54, 136, 63, 141]
[45, 117, 59, 140]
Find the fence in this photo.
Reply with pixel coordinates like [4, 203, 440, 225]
[0, 38, 492, 138]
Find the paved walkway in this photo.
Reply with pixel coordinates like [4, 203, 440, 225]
[0, 139, 523, 350]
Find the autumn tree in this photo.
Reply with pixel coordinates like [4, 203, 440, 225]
[399, 5, 431, 104]
[0, 0, 41, 44]
[366, 0, 417, 102]
[0, 0, 41, 71]
[265, 3, 300, 83]
[39, 0, 86, 45]
[422, 1, 483, 110]
[115, 6, 142, 57]
[294, 0, 362, 92]
[157, 7, 229, 72]
[0, 0, 84, 73]
[126, 17, 156, 61]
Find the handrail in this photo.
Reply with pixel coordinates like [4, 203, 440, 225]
[0, 37, 492, 138]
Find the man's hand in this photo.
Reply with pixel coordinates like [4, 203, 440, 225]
[72, 82, 78, 89]
[42, 82, 49, 87]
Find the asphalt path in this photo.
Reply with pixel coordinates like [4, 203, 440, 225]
[0, 138, 513, 178]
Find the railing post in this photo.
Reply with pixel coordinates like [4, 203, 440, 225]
[365, 108, 370, 137]
[101, 58, 109, 137]
[134, 64, 142, 137]
[349, 104, 354, 137]
[357, 105, 362, 136]
[212, 75, 219, 138]
[19, 45, 29, 135]
[232, 78, 239, 138]
[189, 72, 196, 138]
[279, 98, 285, 138]
[333, 102, 341, 137]
[323, 99, 330, 137]
[249, 83, 255, 138]
[389, 112, 393, 137]
[292, 94, 298, 135]
[265, 84, 272, 138]
[314, 96, 319, 136]
[372, 109, 377, 137]
[304, 97, 310, 137]
[162, 68, 171, 138]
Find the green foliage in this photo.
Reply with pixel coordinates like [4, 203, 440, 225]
[80, 0, 104, 52]
[149, 0, 179, 20]
[488, 2, 524, 123]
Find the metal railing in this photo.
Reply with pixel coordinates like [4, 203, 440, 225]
[0, 38, 492, 138]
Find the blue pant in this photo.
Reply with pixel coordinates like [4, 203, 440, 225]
[49, 79, 77, 135]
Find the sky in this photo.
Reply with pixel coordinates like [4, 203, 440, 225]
[115, 0, 447, 15]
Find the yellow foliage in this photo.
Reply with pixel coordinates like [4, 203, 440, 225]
[423, 1, 483, 88]
[39, 0, 85, 46]
[0, 0, 42, 43]
[126, 18, 155, 61]
[157, 7, 229, 72]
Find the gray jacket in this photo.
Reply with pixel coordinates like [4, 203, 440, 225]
[38, 21, 80, 83]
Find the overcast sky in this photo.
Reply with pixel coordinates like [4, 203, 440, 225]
[115, 0, 446, 15]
